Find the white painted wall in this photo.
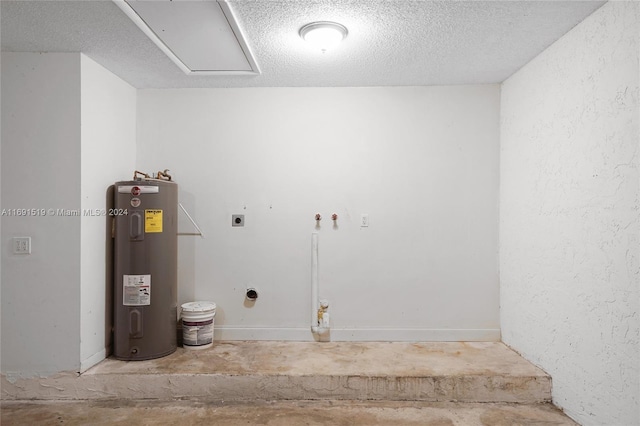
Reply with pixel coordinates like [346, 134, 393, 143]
[0, 53, 137, 377]
[137, 86, 500, 341]
[500, 2, 639, 425]
[0, 19, 4, 373]
[1, 53, 82, 376]
[1, 19, 3, 373]
[80, 55, 136, 371]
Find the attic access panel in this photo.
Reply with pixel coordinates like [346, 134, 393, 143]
[115, 0, 259, 75]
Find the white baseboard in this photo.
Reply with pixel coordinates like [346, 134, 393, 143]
[80, 348, 106, 373]
[214, 327, 500, 342]
[78, 329, 499, 371]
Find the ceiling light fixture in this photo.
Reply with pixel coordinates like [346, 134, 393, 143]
[299, 21, 348, 52]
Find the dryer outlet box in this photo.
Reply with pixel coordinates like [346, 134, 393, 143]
[232, 214, 245, 227]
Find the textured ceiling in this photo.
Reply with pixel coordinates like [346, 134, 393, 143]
[1, 0, 606, 89]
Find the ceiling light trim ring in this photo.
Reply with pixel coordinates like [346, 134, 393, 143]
[299, 21, 348, 39]
[299, 21, 348, 51]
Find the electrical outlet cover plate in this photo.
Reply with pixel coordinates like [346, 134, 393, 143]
[232, 214, 244, 227]
[13, 237, 31, 254]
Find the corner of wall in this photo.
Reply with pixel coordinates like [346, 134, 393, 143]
[499, 2, 639, 424]
[1, 52, 82, 377]
[80, 54, 137, 372]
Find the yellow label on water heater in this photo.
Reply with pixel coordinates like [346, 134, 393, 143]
[145, 209, 163, 233]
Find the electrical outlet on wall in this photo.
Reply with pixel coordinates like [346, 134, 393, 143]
[360, 214, 369, 227]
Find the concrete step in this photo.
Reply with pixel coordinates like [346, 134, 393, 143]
[1, 341, 551, 403]
[1, 400, 577, 426]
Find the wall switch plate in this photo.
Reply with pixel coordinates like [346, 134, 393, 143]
[13, 237, 31, 254]
[232, 214, 245, 227]
[361, 214, 369, 227]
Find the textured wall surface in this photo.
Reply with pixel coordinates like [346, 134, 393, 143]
[500, 2, 639, 425]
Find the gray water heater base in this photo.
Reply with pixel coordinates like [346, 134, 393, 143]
[113, 179, 178, 360]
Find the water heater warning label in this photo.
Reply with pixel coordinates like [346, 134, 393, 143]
[123, 274, 151, 306]
[145, 210, 163, 233]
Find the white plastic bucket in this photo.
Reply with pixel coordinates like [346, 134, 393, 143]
[181, 301, 216, 350]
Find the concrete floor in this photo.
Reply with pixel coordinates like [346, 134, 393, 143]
[1, 341, 578, 425]
[2, 342, 552, 402]
[1, 400, 578, 425]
